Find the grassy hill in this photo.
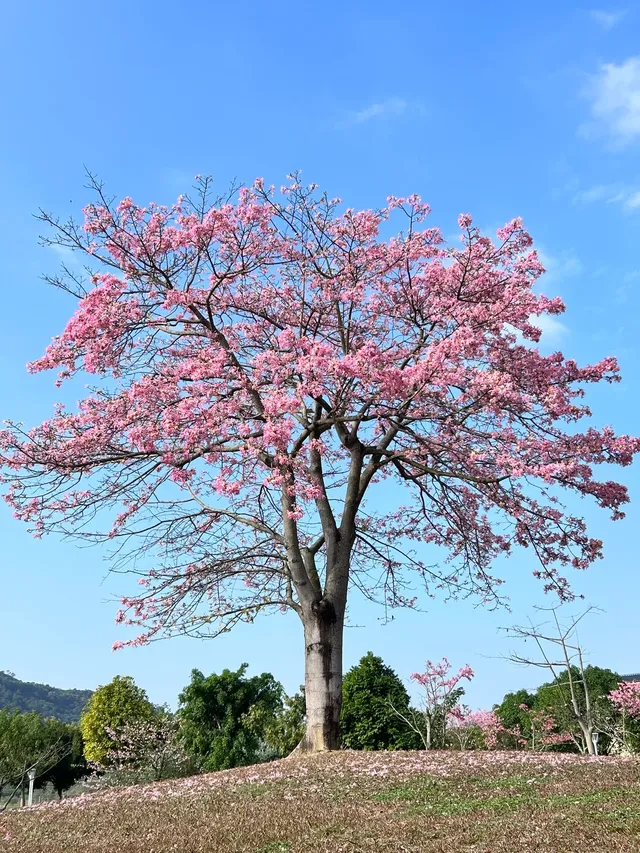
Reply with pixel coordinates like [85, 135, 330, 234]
[0, 671, 92, 723]
[2, 751, 639, 852]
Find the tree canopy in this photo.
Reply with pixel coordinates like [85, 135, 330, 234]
[340, 652, 420, 750]
[0, 710, 77, 806]
[80, 676, 156, 764]
[2, 174, 637, 750]
[178, 664, 284, 770]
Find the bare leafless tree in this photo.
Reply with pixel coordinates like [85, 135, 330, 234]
[503, 606, 600, 755]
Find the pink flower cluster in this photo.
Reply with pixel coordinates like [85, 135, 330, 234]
[609, 681, 640, 719]
[1, 175, 638, 648]
[411, 658, 474, 711]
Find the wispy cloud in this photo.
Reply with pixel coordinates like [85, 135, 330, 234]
[588, 9, 627, 30]
[49, 244, 83, 269]
[537, 248, 583, 284]
[507, 313, 569, 347]
[623, 190, 640, 209]
[571, 181, 640, 211]
[337, 97, 424, 128]
[584, 56, 640, 145]
[527, 313, 568, 344]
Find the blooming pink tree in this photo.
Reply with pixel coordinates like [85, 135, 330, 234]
[99, 716, 191, 784]
[1, 173, 638, 753]
[599, 682, 640, 754]
[518, 704, 573, 752]
[392, 658, 474, 749]
[609, 682, 640, 720]
[449, 709, 507, 750]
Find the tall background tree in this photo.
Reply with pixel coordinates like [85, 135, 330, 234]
[340, 652, 420, 750]
[260, 687, 306, 758]
[36, 719, 87, 800]
[80, 676, 156, 765]
[0, 711, 74, 808]
[178, 665, 283, 771]
[1, 175, 638, 752]
[504, 608, 614, 755]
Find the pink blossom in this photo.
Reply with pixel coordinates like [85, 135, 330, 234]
[0, 174, 637, 655]
[609, 681, 640, 719]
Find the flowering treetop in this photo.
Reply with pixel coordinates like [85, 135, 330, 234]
[1, 174, 638, 648]
[609, 682, 640, 719]
[410, 658, 474, 715]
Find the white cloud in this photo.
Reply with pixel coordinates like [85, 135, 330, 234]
[505, 314, 569, 347]
[527, 313, 568, 344]
[571, 182, 640, 212]
[537, 248, 583, 283]
[585, 56, 640, 145]
[589, 9, 627, 29]
[49, 244, 83, 269]
[572, 183, 620, 204]
[338, 97, 424, 128]
[623, 190, 640, 209]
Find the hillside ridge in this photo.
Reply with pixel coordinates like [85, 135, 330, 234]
[0, 670, 92, 722]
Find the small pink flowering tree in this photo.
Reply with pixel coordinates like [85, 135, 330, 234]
[518, 704, 573, 752]
[1, 173, 638, 753]
[449, 709, 507, 750]
[391, 658, 474, 749]
[608, 682, 640, 720]
[607, 682, 640, 752]
[98, 716, 192, 784]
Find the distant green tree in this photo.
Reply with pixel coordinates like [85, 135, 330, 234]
[495, 688, 536, 743]
[340, 652, 421, 750]
[80, 676, 156, 764]
[496, 668, 625, 753]
[38, 721, 87, 798]
[260, 687, 306, 757]
[0, 710, 73, 808]
[535, 665, 622, 752]
[178, 665, 284, 770]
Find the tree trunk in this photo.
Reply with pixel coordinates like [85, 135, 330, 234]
[579, 721, 596, 755]
[296, 598, 344, 752]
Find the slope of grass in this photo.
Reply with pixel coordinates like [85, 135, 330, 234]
[2, 750, 640, 852]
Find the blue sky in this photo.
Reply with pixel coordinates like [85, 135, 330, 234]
[1, 0, 640, 711]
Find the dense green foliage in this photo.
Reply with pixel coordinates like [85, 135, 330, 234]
[36, 721, 87, 798]
[496, 666, 631, 753]
[260, 688, 306, 757]
[340, 652, 421, 750]
[536, 666, 623, 752]
[178, 665, 284, 771]
[0, 710, 84, 803]
[535, 666, 621, 717]
[80, 676, 156, 764]
[0, 671, 92, 723]
[495, 688, 536, 740]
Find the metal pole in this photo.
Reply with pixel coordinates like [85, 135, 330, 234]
[27, 768, 36, 807]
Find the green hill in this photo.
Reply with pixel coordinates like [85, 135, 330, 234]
[0, 671, 92, 722]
